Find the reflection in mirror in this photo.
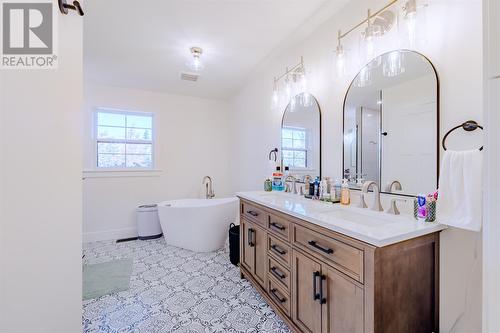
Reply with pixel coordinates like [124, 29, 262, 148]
[281, 93, 321, 179]
[343, 50, 438, 196]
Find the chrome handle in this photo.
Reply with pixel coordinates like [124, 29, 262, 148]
[308, 240, 334, 254]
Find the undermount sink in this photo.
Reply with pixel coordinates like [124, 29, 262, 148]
[313, 208, 403, 228]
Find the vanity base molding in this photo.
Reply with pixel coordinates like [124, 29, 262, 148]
[239, 198, 440, 333]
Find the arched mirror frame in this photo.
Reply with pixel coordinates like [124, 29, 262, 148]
[281, 92, 322, 179]
[341, 49, 440, 196]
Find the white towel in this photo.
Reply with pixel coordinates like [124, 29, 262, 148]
[437, 149, 483, 231]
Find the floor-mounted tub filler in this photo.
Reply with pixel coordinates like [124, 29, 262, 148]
[157, 197, 239, 252]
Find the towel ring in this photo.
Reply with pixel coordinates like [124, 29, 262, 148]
[268, 148, 279, 162]
[442, 120, 483, 151]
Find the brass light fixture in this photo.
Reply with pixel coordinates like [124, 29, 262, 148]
[334, 0, 426, 77]
[270, 57, 308, 110]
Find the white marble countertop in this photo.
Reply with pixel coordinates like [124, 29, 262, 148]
[236, 191, 446, 247]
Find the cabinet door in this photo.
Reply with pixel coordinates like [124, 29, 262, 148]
[241, 218, 255, 273]
[322, 266, 364, 333]
[253, 224, 267, 288]
[292, 250, 323, 333]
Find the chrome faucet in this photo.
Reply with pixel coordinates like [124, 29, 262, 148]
[202, 176, 215, 199]
[285, 175, 298, 194]
[362, 181, 383, 212]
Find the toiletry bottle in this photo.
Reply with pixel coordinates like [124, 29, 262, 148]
[264, 178, 272, 192]
[334, 179, 342, 200]
[340, 179, 350, 205]
[314, 177, 320, 199]
[272, 167, 285, 191]
[417, 194, 427, 220]
[320, 180, 328, 200]
[309, 179, 315, 196]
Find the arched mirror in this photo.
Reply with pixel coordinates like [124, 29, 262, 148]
[281, 93, 321, 178]
[343, 50, 439, 196]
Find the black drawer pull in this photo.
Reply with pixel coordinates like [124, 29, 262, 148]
[270, 288, 286, 303]
[308, 240, 334, 254]
[246, 210, 259, 217]
[248, 228, 255, 247]
[271, 266, 286, 279]
[271, 244, 286, 255]
[313, 271, 320, 300]
[319, 274, 327, 304]
[270, 222, 285, 231]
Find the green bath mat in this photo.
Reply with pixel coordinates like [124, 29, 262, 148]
[83, 259, 133, 300]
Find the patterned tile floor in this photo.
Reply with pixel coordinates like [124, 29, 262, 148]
[82, 238, 291, 333]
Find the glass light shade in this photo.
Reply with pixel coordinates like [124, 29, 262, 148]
[187, 55, 203, 72]
[354, 66, 372, 88]
[271, 88, 279, 109]
[383, 50, 406, 77]
[363, 24, 381, 61]
[335, 45, 346, 77]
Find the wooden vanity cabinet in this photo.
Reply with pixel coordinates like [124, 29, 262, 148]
[240, 217, 267, 288]
[239, 199, 440, 333]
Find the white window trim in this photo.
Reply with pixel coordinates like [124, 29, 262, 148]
[91, 107, 158, 172]
[282, 126, 311, 170]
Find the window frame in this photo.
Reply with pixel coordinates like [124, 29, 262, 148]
[281, 126, 309, 170]
[93, 108, 156, 171]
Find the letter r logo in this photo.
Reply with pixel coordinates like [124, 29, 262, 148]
[2, 2, 53, 54]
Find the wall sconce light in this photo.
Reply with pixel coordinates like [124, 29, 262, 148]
[402, 0, 427, 48]
[271, 79, 279, 109]
[333, 0, 425, 78]
[335, 30, 346, 77]
[362, 9, 381, 61]
[270, 57, 307, 110]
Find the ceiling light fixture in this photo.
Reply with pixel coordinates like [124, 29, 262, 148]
[187, 47, 204, 72]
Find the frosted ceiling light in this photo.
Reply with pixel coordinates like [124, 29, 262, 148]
[187, 47, 204, 72]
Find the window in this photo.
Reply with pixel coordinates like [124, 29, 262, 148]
[95, 110, 154, 169]
[282, 127, 308, 169]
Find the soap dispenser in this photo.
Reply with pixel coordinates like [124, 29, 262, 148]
[340, 179, 350, 205]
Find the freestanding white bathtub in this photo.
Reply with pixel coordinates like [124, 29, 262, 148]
[157, 197, 239, 252]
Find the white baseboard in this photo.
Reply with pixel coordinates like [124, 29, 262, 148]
[83, 227, 138, 243]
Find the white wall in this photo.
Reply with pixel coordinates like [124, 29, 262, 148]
[0, 13, 83, 333]
[483, 0, 500, 331]
[229, 0, 483, 331]
[83, 84, 232, 242]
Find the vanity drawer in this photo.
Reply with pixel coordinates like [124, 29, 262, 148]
[241, 201, 267, 228]
[267, 213, 292, 241]
[268, 257, 290, 293]
[268, 279, 291, 317]
[268, 234, 292, 268]
[293, 224, 364, 283]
